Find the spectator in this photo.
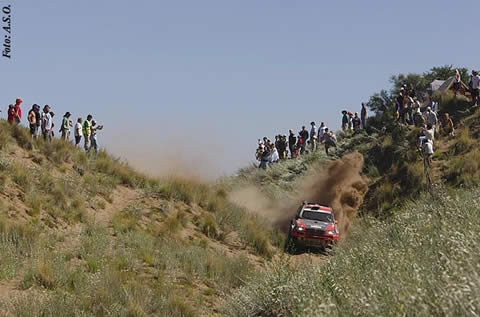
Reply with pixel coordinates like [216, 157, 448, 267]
[424, 107, 438, 134]
[442, 113, 455, 137]
[60, 112, 72, 141]
[470, 70, 480, 106]
[74, 117, 83, 147]
[341, 110, 348, 131]
[347, 112, 353, 130]
[27, 105, 38, 138]
[299, 126, 309, 154]
[318, 122, 326, 143]
[324, 128, 337, 155]
[259, 146, 270, 169]
[82, 115, 93, 151]
[7, 104, 15, 123]
[34, 104, 41, 138]
[453, 69, 461, 97]
[13, 98, 22, 124]
[310, 121, 317, 152]
[278, 135, 288, 159]
[361, 103, 367, 128]
[89, 120, 103, 154]
[41, 105, 53, 142]
[288, 129, 296, 159]
[352, 112, 361, 132]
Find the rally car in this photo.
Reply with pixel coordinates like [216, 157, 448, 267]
[285, 202, 339, 253]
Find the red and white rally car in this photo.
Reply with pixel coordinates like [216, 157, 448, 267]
[285, 202, 339, 252]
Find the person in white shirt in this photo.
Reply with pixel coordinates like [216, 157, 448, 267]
[41, 105, 53, 142]
[74, 117, 83, 147]
[318, 122, 327, 144]
[470, 70, 480, 106]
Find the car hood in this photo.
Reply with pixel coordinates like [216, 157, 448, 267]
[301, 219, 331, 230]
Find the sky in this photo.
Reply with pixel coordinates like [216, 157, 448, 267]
[0, 0, 479, 178]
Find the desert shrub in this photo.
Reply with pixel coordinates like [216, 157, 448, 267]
[446, 149, 480, 186]
[9, 163, 31, 191]
[11, 124, 33, 150]
[452, 128, 475, 154]
[196, 212, 219, 239]
[25, 190, 45, 216]
[41, 139, 73, 164]
[112, 206, 142, 233]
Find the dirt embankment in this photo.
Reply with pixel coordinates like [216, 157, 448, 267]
[230, 152, 369, 239]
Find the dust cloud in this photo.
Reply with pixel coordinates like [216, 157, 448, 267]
[230, 152, 368, 239]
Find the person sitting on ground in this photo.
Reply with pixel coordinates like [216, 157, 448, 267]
[318, 122, 326, 143]
[288, 129, 296, 159]
[310, 121, 317, 152]
[441, 113, 455, 137]
[299, 126, 309, 154]
[7, 104, 16, 124]
[60, 112, 72, 141]
[352, 112, 361, 132]
[324, 128, 337, 155]
[28, 105, 37, 138]
[74, 117, 83, 147]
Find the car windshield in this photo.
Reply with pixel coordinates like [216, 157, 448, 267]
[301, 211, 333, 223]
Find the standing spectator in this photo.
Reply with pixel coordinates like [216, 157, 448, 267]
[299, 126, 309, 154]
[74, 118, 83, 147]
[324, 128, 337, 155]
[89, 120, 103, 154]
[318, 122, 327, 143]
[352, 112, 361, 132]
[453, 69, 461, 97]
[470, 70, 480, 106]
[361, 103, 367, 128]
[7, 104, 16, 124]
[278, 135, 287, 159]
[82, 115, 93, 151]
[13, 98, 22, 124]
[34, 105, 41, 138]
[309, 121, 317, 152]
[341, 111, 349, 131]
[347, 112, 353, 130]
[60, 112, 72, 141]
[41, 105, 53, 142]
[424, 107, 438, 134]
[27, 105, 38, 138]
[288, 129, 296, 159]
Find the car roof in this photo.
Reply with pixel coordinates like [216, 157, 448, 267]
[302, 203, 332, 213]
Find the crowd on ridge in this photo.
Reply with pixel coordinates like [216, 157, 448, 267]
[255, 103, 369, 169]
[6, 98, 103, 154]
[255, 68, 480, 169]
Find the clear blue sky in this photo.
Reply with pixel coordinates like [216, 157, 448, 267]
[1, 0, 478, 177]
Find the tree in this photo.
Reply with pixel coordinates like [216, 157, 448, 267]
[366, 89, 392, 113]
[423, 65, 469, 84]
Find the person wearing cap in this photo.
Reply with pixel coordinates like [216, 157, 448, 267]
[41, 105, 53, 142]
[60, 112, 72, 141]
[288, 129, 296, 159]
[13, 98, 22, 124]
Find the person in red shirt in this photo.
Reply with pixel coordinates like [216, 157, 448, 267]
[14, 98, 22, 124]
[7, 104, 16, 123]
